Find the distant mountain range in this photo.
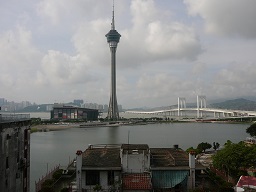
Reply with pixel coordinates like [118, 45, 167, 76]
[16, 104, 52, 112]
[209, 98, 256, 111]
[127, 98, 256, 112]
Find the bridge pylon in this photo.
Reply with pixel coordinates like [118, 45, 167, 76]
[197, 95, 206, 118]
[178, 97, 186, 116]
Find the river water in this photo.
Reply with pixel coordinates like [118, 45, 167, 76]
[30, 122, 250, 191]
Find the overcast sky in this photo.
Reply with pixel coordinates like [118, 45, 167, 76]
[1, 0, 256, 108]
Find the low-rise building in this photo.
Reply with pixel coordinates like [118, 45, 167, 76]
[75, 144, 205, 192]
[51, 104, 98, 121]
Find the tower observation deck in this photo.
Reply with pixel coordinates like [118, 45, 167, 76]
[106, 2, 121, 120]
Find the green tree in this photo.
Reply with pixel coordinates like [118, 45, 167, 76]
[212, 141, 256, 178]
[213, 142, 220, 150]
[40, 179, 54, 192]
[186, 147, 201, 155]
[31, 118, 42, 125]
[246, 123, 256, 137]
[93, 184, 102, 191]
[197, 142, 212, 153]
[52, 169, 63, 181]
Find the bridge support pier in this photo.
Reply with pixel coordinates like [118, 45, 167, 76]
[214, 112, 221, 118]
[178, 97, 186, 117]
[197, 95, 206, 118]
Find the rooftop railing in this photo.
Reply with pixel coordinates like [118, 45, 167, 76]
[0, 113, 30, 123]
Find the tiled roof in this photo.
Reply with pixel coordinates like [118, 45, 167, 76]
[236, 176, 256, 188]
[81, 145, 191, 169]
[150, 148, 189, 167]
[122, 173, 152, 190]
[82, 147, 121, 168]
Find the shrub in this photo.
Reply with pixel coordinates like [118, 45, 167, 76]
[52, 169, 63, 181]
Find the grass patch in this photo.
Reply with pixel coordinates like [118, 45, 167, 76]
[30, 127, 38, 133]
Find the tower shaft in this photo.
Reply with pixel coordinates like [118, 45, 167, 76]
[107, 47, 119, 120]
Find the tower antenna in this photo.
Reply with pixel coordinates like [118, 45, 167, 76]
[111, 0, 115, 30]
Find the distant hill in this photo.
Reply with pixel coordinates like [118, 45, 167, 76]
[17, 104, 51, 112]
[125, 98, 256, 112]
[209, 98, 256, 111]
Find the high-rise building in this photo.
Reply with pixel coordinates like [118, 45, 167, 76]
[0, 114, 31, 192]
[106, 2, 121, 120]
[0, 98, 7, 106]
[73, 99, 84, 106]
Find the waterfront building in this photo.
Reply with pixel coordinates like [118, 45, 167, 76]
[75, 144, 204, 191]
[51, 104, 98, 121]
[106, 3, 121, 120]
[45, 104, 53, 112]
[0, 113, 31, 192]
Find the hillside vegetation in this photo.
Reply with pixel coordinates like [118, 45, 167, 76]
[209, 98, 256, 111]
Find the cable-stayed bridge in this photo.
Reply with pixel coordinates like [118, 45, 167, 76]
[125, 96, 256, 119]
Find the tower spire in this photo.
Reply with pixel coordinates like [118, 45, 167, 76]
[111, 0, 115, 30]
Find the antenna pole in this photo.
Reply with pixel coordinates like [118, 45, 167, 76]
[111, 0, 115, 30]
[128, 130, 130, 144]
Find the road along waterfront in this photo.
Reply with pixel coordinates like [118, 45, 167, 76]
[30, 122, 250, 191]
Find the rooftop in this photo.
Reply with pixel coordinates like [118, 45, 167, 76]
[236, 176, 256, 190]
[122, 173, 152, 190]
[0, 113, 30, 123]
[81, 144, 200, 170]
[82, 144, 121, 169]
[150, 148, 189, 168]
[121, 144, 150, 154]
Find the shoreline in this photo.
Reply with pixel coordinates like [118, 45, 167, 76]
[30, 124, 80, 132]
[30, 120, 250, 133]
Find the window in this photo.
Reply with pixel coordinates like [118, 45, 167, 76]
[108, 171, 115, 185]
[16, 152, 19, 163]
[6, 157, 9, 169]
[24, 129, 28, 141]
[6, 134, 11, 140]
[86, 171, 100, 185]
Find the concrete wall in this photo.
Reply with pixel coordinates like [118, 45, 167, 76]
[0, 120, 30, 192]
[83, 170, 121, 191]
[122, 151, 150, 173]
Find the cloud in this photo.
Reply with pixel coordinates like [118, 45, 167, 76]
[117, 0, 202, 68]
[37, 0, 111, 25]
[71, 19, 109, 66]
[184, 0, 256, 38]
[134, 73, 200, 105]
[145, 21, 201, 60]
[191, 62, 207, 76]
[1, 0, 255, 108]
[182, 61, 255, 102]
[0, 26, 42, 84]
